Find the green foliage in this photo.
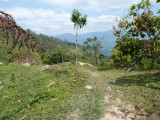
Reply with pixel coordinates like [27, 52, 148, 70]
[98, 62, 113, 71]
[0, 63, 160, 119]
[83, 36, 104, 65]
[0, 64, 86, 119]
[111, 71, 160, 117]
[110, 49, 131, 67]
[0, 30, 80, 65]
[42, 49, 75, 64]
[0, 41, 41, 65]
[112, 0, 160, 69]
[10, 73, 15, 82]
[135, 58, 152, 70]
[71, 9, 87, 73]
[27, 29, 77, 52]
[71, 9, 87, 29]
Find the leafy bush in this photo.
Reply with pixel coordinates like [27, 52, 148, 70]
[42, 50, 90, 65]
[110, 49, 131, 67]
[98, 62, 113, 71]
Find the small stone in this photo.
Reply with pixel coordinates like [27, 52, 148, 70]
[0, 84, 4, 90]
[81, 78, 84, 80]
[45, 65, 50, 68]
[19, 115, 26, 120]
[107, 86, 111, 90]
[78, 62, 93, 67]
[47, 81, 55, 88]
[0, 62, 4, 66]
[22, 63, 31, 67]
[85, 85, 92, 90]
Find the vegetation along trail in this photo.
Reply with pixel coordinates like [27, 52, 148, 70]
[0, 0, 160, 119]
[1, 64, 160, 120]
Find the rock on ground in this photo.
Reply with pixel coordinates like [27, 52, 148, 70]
[85, 85, 92, 90]
[78, 62, 93, 67]
[0, 82, 4, 90]
[22, 63, 31, 67]
[0, 62, 4, 66]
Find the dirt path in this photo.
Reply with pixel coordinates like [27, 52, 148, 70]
[86, 69, 136, 120]
[100, 95, 135, 120]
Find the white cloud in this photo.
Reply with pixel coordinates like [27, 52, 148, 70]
[7, 7, 35, 19]
[5, 7, 74, 35]
[0, 0, 9, 2]
[41, 0, 157, 13]
[4, 0, 157, 36]
[4, 7, 117, 35]
[88, 15, 117, 23]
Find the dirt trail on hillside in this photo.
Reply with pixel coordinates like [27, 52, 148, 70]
[85, 70, 100, 77]
[100, 95, 135, 120]
[86, 69, 136, 120]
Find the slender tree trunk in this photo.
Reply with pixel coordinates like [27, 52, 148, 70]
[151, 56, 156, 69]
[151, 42, 156, 69]
[151, 51, 156, 69]
[127, 49, 147, 72]
[62, 50, 64, 64]
[127, 36, 157, 72]
[76, 28, 78, 73]
[98, 53, 100, 65]
[96, 51, 99, 65]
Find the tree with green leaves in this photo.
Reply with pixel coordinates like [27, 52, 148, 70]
[83, 36, 103, 65]
[112, 0, 160, 71]
[71, 9, 87, 73]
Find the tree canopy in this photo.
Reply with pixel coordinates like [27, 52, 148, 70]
[71, 9, 87, 29]
[83, 36, 103, 65]
[112, 0, 160, 71]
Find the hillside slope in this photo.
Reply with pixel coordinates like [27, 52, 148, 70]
[0, 64, 159, 119]
[27, 29, 78, 52]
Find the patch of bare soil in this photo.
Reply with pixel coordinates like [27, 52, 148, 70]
[67, 109, 83, 120]
[85, 70, 100, 77]
[147, 111, 160, 120]
[100, 95, 135, 120]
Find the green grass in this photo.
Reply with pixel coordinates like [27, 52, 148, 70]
[100, 69, 160, 118]
[0, 64, 160, 119]
[0, 64, 86, 119]
[113, 72, 160, 116]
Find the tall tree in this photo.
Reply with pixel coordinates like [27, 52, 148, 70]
[71, 9, 87, 73]
[112, 0, 160, 71]
[83, 36, 103, 65]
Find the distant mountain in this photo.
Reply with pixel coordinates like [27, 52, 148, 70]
[55, 30, 116, 56]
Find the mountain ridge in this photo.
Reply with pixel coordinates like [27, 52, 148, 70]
[55, 30, 116, 55]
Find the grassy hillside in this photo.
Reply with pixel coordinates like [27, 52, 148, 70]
[27, 29, 79, 52]
[0, 64, 159, 119]
[0, 42, 41, 65]
[0, 29, 81, 65]
[0, 64, 86, 119]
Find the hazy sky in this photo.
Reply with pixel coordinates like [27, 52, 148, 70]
[0, 0, 159, 36]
